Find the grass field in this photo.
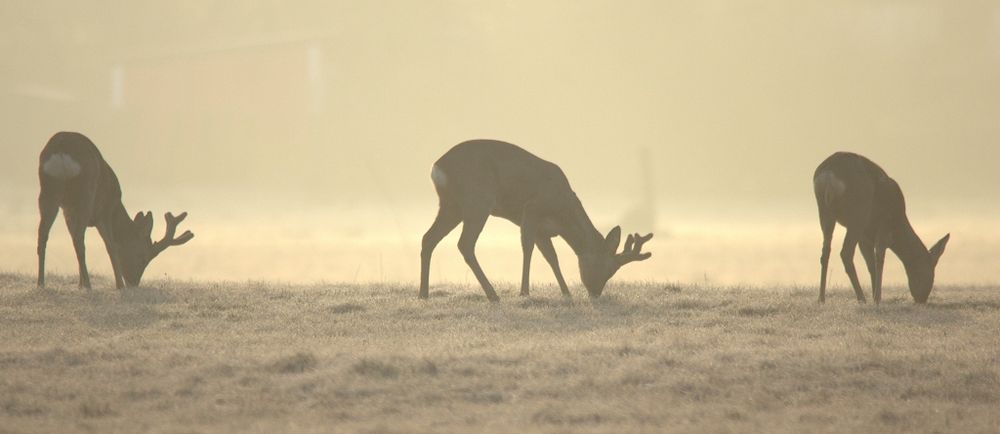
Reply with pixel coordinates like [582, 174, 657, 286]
[1, 273, 999, 433]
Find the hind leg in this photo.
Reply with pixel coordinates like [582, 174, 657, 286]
[841, 230, 866, 303]
[37, 192, 60, 288]
[817, 211, 835, 303]
[64, 213, 91, 290]
[419, 204, 460, 299]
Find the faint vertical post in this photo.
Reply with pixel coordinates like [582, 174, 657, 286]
[110, 64, 125, 109]
[306, 44, 325, 114]
[621, 147, 658, 233]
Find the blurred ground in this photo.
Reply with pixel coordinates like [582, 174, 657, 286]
[2, 188, 996, 288]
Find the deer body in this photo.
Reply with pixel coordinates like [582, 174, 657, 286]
[813, 152, 949, 303]
[37, 132, 194, 289]
[420, 140, 652, 301]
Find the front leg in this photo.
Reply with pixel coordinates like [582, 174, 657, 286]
[872, 242, 887, 304]
[536, 236, 570, 297]
[840, 230, 866, 303]
[519, 205, 539, 297]
[858, 239, 879, 304]
[96, 221, 125, 289]
[65, 216, 91, 290]
[457, 202, 499, 302]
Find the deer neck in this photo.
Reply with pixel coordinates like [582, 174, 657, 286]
[110, 203, 137, 245]
[557, 195, 605, 257]
[889, 217, 929, 269]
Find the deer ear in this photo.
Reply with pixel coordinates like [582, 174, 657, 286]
[605, 226, 622, 253]
[929, 233, 950, 266]
[133, 212, 145, 223]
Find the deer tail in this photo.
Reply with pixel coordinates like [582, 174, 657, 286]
[41, 153, 82, 179]
[431, 164, 448, 191]
[813, 170, 845, 207]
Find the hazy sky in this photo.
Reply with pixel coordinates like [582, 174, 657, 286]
[3, 1, 999, 210]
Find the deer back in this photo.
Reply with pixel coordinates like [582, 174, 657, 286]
[814, 152, 903, 231]
[434, 140, 573, 221]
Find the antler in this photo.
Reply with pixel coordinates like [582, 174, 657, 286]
[152, 212, 194, 256]
[616, 232, 653, 267]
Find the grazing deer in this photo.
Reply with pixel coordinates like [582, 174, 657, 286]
[37, 131, 194, 290]
[813, 152, 949, 304]
[419, 139, 653, 301]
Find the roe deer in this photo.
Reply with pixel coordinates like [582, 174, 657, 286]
[419, 139, 653, 301]
[37, 132, 194, 289]
[813, 152, 949, 304]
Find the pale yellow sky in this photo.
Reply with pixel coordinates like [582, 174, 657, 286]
[2, 1, 999, 207]
[2, 1, 999, 285]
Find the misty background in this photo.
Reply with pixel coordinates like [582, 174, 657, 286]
[2, 1, 998, 287]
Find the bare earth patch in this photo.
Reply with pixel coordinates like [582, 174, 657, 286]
[0, 273, 998, 433]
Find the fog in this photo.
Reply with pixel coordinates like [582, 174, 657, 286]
[2, 1, 999, 286]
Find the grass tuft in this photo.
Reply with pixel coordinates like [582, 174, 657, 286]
[3, 398, 47, 417]
[269, 352, 318, 374]
[737, 305, 782, 317]
[79, 399, 116, 418]
[330, 303, 366, 314]
[352, 358, 399, 379]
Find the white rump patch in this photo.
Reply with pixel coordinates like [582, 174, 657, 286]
[42, 153, 82, 179]
[431, 164, 448, 189]
[813, 170, 845, 206]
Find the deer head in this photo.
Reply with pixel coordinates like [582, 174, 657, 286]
[579, 226, 653, 297]
[905, 233, 950, 303]
[117, 211, 195, 287]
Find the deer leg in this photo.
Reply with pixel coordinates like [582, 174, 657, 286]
[519, 241, 534, 297]
[37, 197, 59, 288]
[64, 214, 91, 290]
[419, 205, 460, 299]
[858, 239, 879, 304]
[457, 207, 499, 302]
[840, 231, 866, 303]
[872, 242, 887, 304]
[96, 221, 124, 290]
[518, 206, 540, 297]
[536, 236, 570, 297]
[818, 213, 835, 303]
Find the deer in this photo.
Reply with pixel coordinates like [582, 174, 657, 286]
[813, 151, 949, 304]
[419, 139, 653, 302]
[37, 131, 195, 290]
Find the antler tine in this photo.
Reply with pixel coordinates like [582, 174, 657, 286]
[616, 232, 653, 266]
[633, 232, 652, 250]
[623, 233, 636, 253]
[153, 212, 194, 255]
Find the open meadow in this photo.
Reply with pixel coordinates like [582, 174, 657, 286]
[7, 2, 1000, 433]
[1, 273, 998, 433]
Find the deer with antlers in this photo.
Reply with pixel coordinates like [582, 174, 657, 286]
[420, 139, 653, 301]
[814, 152, 949, 304]
[37, 132, 194, 290]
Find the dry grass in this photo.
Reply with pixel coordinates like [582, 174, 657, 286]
[0, 273, 998, 433]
